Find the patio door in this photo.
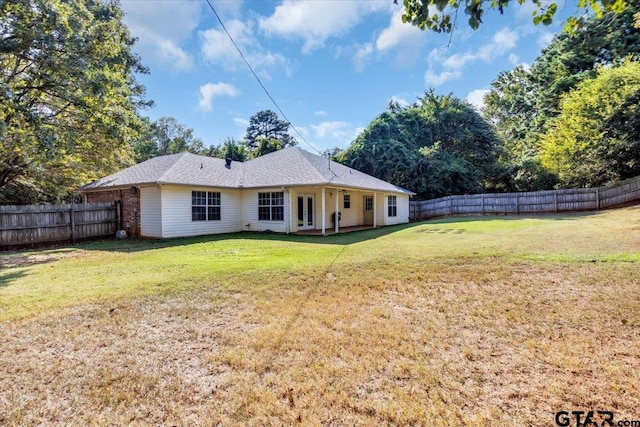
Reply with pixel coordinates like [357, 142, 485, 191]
[297, 194, 315, 230]
[363, 196, 374, 226]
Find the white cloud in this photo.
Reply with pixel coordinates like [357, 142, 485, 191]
[442, 27, 519, 71]
[376, 9, 424, 53]
[352, 43, 374, 73]
[442, 52, 475, 70]
[310, 121, 362, 147]
[200, 19, 287, 77]
[424, 69, 462, 86]
[157, 39, 194, 71]
[198, 82, 239, 111]
[373, 8, 427, 68]
[314, 110, 328, 117]
[466, 89, 490, 111]
[120, 0, 200, 71]
[312, 121, 351, 139]
[388, 95, 410, 108]
[508, 53, 520, 65]
[425, 27, 519, 87]
[233, 117, 250, 127]
[537, 31, 555, 48]
[491, 27, 519, 54]
[259, 1, 381, 54]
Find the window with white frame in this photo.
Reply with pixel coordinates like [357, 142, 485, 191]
[258, 192, 284, 221]
[387, 195, 397, 217]
[192, 191, 221, 221]
[343, 194, 351, 209]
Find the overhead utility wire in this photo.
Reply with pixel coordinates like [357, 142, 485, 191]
[204, 0, 322, 156]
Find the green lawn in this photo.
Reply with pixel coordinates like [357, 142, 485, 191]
[1, 207, 639, 425]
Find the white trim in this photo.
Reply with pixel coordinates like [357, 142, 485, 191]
[321, 186, 326, 235]
[373, 192, 377, 228]
[334, 188, 339, 234]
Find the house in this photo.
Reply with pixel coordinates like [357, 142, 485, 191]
[79, 147, 414, 238]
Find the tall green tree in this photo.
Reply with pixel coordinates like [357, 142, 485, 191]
[133, 116, 206, 163]
[244, 110, 296, 156]
[539, 60, 640, 187]
[0, 0, 149, 204]
[483, 1, 640, 189]
[219, 137, 249, 162]
[339, 91, 503, 199]
[400, 0, 627, 33]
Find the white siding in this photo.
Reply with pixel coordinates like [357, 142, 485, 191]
[140, 186, 162, 238]
[242, 188, 289, 233]
[323, 189, 341, 230]
[384, 194, 410, 226]
[337, 191, 358, 227]
[160, 185, 243, 238]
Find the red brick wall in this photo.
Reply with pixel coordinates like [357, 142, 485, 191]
[84, 188, 141, 237]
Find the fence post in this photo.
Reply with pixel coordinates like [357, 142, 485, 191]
[595, 188, 600, 210]
[554, 191, 558, 213]
[481, 194, 485, 216]
[70, 203, 76, 244]
[515, 194, 519, 214]
[418, 201, 422, 220]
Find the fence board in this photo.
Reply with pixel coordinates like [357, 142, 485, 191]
[410, 176, 640, 221]
[0, 202, 118, 248]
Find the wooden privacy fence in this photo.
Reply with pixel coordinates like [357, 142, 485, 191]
[410, 175, 640, 220]
[0, 202, 119, 248]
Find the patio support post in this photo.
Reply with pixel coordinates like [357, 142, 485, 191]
[285, 189, 291, 234]
[373, 192, 378, 228]
[335, 188, 339, 234]
[321, 186, 326, 236]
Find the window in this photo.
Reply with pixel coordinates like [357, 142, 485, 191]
[258, 192, 284, 221]
[387, 195, 397, 217]
[343, 194, 351, 209]
[364, 196, 373, 212]
[192, 191, 221, 221]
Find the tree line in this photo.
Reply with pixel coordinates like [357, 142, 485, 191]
[132, 110, 297, 165]
[340, 1, 640, 197]
[1, 0, 638, 204]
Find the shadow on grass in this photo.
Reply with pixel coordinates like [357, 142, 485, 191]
[76, 222, 421, 253]
[0, 268, 27, 287]
[5, 209, 616, 256]
[420, 210, 606, 225]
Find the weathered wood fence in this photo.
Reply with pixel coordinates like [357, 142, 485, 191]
[410, 175, 640, 220]
[0, 202, 119, 248]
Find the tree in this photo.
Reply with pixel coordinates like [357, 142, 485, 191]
[132, 116, 206, 163]
[244, 110, 296, 155]
[539, 60, 640, 187]
[0, 0, 149, 204]
[400, 0, 627, 33]
[483, 2, 640, 189]
[219, 137, 249, 162]
[339, 91, 504, 199]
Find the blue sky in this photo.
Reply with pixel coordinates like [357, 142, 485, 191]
[120, 0, 576, 153]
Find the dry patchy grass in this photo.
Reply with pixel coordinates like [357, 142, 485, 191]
[1, 208, 639, 425]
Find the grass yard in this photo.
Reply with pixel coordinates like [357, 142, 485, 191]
[1, 206, 639, 425]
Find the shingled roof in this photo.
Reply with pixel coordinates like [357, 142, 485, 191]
[80, 147, 414, 195]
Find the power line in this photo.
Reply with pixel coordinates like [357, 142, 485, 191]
[203, 0, 322, 156]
